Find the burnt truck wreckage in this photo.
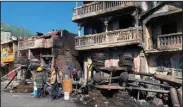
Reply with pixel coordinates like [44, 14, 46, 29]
[71, 1, 183, 107]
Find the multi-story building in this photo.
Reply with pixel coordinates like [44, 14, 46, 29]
[16, 30, 78, 70]
[73, 1, 147, 81]
[141, 2, 182, 78]
[1, 29, 18, 76]
[72, 1, 182, 83]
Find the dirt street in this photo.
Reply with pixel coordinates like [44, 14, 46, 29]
[1, 91, 82, 107]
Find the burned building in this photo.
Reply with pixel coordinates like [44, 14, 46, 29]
[16, 30, 78, 71]
[72, 1, 182, 85]
[73, 1, 150, 81]
[72, 2, 182, 106]
[141, 2, 182, 78]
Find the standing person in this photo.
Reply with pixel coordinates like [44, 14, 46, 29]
[35, 66, 47, 98]
[50, 67, 62, 100]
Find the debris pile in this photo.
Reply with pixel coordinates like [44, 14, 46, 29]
[11, 83, 33, 93]
[4, 83, 33, 93]
[76, 90, 166, 107]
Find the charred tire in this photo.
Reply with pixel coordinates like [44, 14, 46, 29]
[119, 72, 129, 86]
[92, 52, 106, 71]
[119, 53, 133, 67]
[119, 72, 129, 83]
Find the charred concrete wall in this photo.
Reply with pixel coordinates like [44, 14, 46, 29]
[142, 4, 182, 51]
[52, 30, 78, 57]
[147, 51, 182, 75]
[82, 46, 149, 79]
[149, 13, 182, 37]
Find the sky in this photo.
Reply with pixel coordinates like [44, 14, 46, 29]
[1, 2, 83, 34]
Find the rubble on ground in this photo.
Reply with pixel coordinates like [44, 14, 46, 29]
[75, 90, 166, 107]
[3, 81, 33, 93]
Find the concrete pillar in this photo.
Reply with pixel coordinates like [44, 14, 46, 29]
[78, 24, 82, 36]
[132, 9, 139, 27]
[135, 9, 139, 27]
[28, 49, 31, 59]
[104, 20, 108, 32]
[103, 17, 112, 32]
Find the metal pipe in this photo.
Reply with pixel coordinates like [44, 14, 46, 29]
[170, 88, 180, 107]
[125, 87, 169, 94]
[95, 85, 169, 93]
[130, 71, 153, 76]
[127, 83, 139, 87]
[154, 74, 182, 85]
[128, 79, 172, 88]
[177, 87, 182, 107]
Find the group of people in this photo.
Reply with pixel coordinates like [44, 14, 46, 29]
[34, 66, 63, 100]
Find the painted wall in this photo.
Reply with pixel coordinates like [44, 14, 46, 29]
[1, 31, 11, 43]
[1, 43, 14, 63]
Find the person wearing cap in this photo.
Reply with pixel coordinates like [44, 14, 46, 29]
[35, 66, 47, 98]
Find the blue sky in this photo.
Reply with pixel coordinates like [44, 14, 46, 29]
[1, 2, 83, 34]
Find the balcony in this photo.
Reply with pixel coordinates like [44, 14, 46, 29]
[157, 32, 182, 50]
[75, 27, 142, 50]
[73, 1, 136, 21]
[18, 38, 53, 50]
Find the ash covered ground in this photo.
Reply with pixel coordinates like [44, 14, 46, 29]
[74, 90, 165, 107]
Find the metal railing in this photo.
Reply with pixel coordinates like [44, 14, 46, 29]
[18, 38, 53, 50]
[157, 32, 182, 50]
[75, 27, 142, 50]
[73, 1, 136, 20]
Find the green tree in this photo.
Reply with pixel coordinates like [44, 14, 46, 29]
[1, 23, 35, 37]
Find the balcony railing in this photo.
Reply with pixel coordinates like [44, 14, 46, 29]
[73, 1, 136, 21]
[75, 27, 142, 50]
[18, 38, 53, 50]
[157, 32, 182, 50]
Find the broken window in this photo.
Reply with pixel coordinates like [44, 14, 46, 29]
[161, 23, 177, 35]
